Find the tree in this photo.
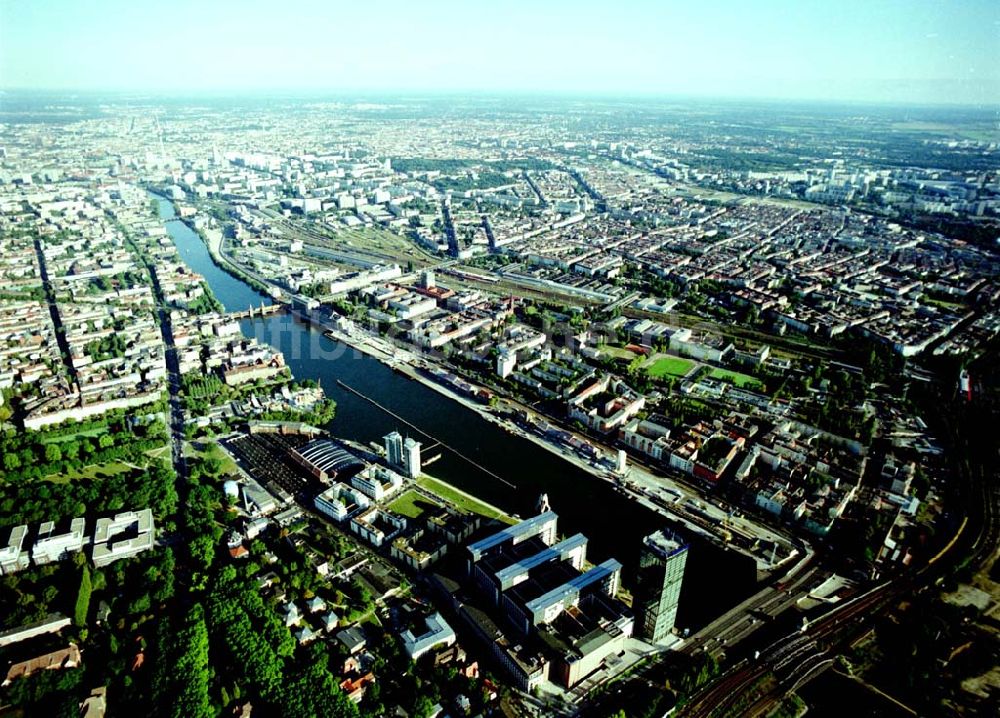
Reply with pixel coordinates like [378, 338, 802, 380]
[151, 605, 213, 718]
[413, 695, 436, 718]
[189, 535, 216, 571]
[43, 443, 62, 463]
[74, 565, 92, 627]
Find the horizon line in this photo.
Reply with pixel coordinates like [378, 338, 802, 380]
[1, 86, 998, 110]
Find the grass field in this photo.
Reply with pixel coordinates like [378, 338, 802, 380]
[601, 345, 643, 360]
[646, 355, 695, 379]
[45, 461, 133, 483]
[387, 489, 442, 520]
[707, 367, 764, 391]
[186, 441, 238, 475]
[417, 476, 515, 523]
[39, 426, 108, 444]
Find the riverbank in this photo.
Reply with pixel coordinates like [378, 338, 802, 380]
[201, 228, 272, 296]
[162, 209, 767, 629]
[323, 324, 616, 479]
[319, 322, 794, 572]
[416, 474, 517, 524]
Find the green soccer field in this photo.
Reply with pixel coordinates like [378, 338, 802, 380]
[646, 356, 695, 378]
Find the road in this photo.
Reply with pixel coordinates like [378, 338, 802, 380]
[124, 232, 188, 485]
[679, 562, 822, 663]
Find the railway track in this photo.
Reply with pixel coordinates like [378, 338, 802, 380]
[681, 387, 998, 717]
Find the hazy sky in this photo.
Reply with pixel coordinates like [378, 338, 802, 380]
[1, 0, 997, 104]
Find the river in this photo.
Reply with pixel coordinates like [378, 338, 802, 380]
[156, 196, 756, 628]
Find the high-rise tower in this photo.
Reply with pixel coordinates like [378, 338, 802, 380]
[634, 529, 689, 643]
[384, 431, 404, 469]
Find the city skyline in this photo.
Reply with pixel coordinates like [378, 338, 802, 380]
[0, 4, 998, 715]
[1, 0, 998, 105]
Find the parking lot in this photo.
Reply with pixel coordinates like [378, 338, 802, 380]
[223, 432, 320, 501]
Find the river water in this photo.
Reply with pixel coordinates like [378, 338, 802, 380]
[156, 196, 755, 628]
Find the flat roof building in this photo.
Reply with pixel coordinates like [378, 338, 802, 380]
[403, 437, 422, 479]
[457, 602, 549, 692]
[384, 431, 404, 470]
[349, 464, 404, 502]
[401, 612, 457, 660]
[91, 509, 155, 568]
[31, 518, 86, 566]
[315, 483, 370, 522]
[467, 510, 557, 564]
[0, 525, 29, 575]
[464, 511, 632, 689]
[518, 558, 622, 632]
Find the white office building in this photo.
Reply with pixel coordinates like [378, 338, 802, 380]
[401, 612, 457, 660]
[384, 431, 404, 469]
[0, 525, 29, 575]
[315, 484, 370, 522]
[31, 518, 86, 565]
[350, 464, 404, 502]
[91, 509, 156, 568]
[403, 437, 422, 478]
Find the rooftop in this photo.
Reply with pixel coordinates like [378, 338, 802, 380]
[295, 439, 364, 476]
[467, 510, 557, 562]
[643, 529, 688, 559]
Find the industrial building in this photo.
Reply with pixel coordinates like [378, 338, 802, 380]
[291, 439, 364, 483]
[465, 511, 632, 689]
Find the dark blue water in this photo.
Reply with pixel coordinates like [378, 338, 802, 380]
[159, 199, 756, 626]
[155, 197, 273, 313]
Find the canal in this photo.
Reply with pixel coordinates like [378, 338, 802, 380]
[156, 196, 756, 628]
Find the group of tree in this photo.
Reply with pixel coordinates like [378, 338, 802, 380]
[259, 397, 337, 427]
[205, 565, 358, 717]
[0, 460, 177, 529]
[0, 414, 168, 481]
[183, 283, 226, 315]
[84, 332, 130, 362]
[150, 604, 214, 718]
[74, 564, 92, 626]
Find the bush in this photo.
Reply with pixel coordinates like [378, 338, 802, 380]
[74, 565, 91, 627]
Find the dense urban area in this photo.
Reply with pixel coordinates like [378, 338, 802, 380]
[0, 93, 998, 718]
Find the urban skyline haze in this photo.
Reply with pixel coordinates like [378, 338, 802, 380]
[1, 0, 998, 105]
